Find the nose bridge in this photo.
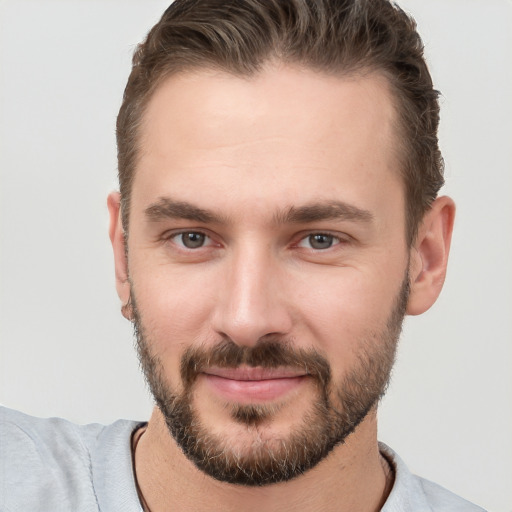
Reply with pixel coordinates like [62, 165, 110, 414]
[213, 239, 291, 346]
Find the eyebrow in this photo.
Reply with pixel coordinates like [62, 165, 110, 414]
[276, 201, 374, 224]
[145, 197, 224, 223]
[144, 197, 373, 225]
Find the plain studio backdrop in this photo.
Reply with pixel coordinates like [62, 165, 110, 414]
[0, 1, 511, 510]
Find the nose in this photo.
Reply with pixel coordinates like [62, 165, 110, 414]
[211, 242, 293, 347]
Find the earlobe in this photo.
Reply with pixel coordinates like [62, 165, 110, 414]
[406, 196, 456, 316]
[107, 192, 132, 320]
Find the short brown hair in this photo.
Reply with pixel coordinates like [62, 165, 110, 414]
[117, 0, 444, 244]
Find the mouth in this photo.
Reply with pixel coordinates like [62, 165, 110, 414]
[201, 366, 309, 403]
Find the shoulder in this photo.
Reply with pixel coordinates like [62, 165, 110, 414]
[417, 478, 487, 512]
[379, 442, 487, 512]
[0, 405, 105, 455]
[0, 406, 142, 512]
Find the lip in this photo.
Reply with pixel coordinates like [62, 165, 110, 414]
[201, 366, 308, 402]
[205, 366, 307, 380]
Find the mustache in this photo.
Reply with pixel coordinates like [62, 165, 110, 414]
[180, 338, 331, 389]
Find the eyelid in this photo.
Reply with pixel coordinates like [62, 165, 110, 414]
[159, 228, 352, 250]
[162, 228, 219, 249]
[294, 231, 352, 249]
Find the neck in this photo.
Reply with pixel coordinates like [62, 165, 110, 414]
[134, 407, 393, 512]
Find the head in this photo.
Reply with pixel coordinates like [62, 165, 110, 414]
[109, 0, 454, 487]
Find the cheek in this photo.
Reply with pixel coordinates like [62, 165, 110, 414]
[130, 262, 218, 357]
[292, 268, 400, 358]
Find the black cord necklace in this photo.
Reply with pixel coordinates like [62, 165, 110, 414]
[131, 426, 152, 512]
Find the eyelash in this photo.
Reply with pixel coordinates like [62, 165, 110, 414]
[164, 230, 216, 250]
[295, 232, 346, 250]
[163, 230, 349, 252]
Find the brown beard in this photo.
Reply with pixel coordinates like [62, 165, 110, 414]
[130, 276, 409, 486]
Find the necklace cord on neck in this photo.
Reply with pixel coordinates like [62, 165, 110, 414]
[131, 425, 151, 512]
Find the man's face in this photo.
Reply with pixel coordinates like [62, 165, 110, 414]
[125, 66, 410, 484]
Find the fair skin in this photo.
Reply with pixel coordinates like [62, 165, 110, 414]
[108, 65, 454, 512]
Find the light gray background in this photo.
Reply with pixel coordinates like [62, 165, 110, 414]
[0, 1, 510, 510]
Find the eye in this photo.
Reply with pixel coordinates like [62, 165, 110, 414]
[298, 233, 339, 250]
[172, 231, 210, 249]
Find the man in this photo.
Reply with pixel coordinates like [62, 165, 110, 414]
[0, 0, 487, 510]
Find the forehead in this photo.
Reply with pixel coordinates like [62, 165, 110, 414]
[133, 65, 402, 224]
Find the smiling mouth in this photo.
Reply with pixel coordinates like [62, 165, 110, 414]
[201, 366, 309, 402]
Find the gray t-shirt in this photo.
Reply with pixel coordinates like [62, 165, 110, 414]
[0, 407, 486, 511]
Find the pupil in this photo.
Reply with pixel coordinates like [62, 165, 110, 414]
[310, 234, 333, 249]
[183, 232, 205, 248]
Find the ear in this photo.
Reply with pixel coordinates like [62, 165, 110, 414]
[407, 196, 456, 316]
[107, 192, 132, 320]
